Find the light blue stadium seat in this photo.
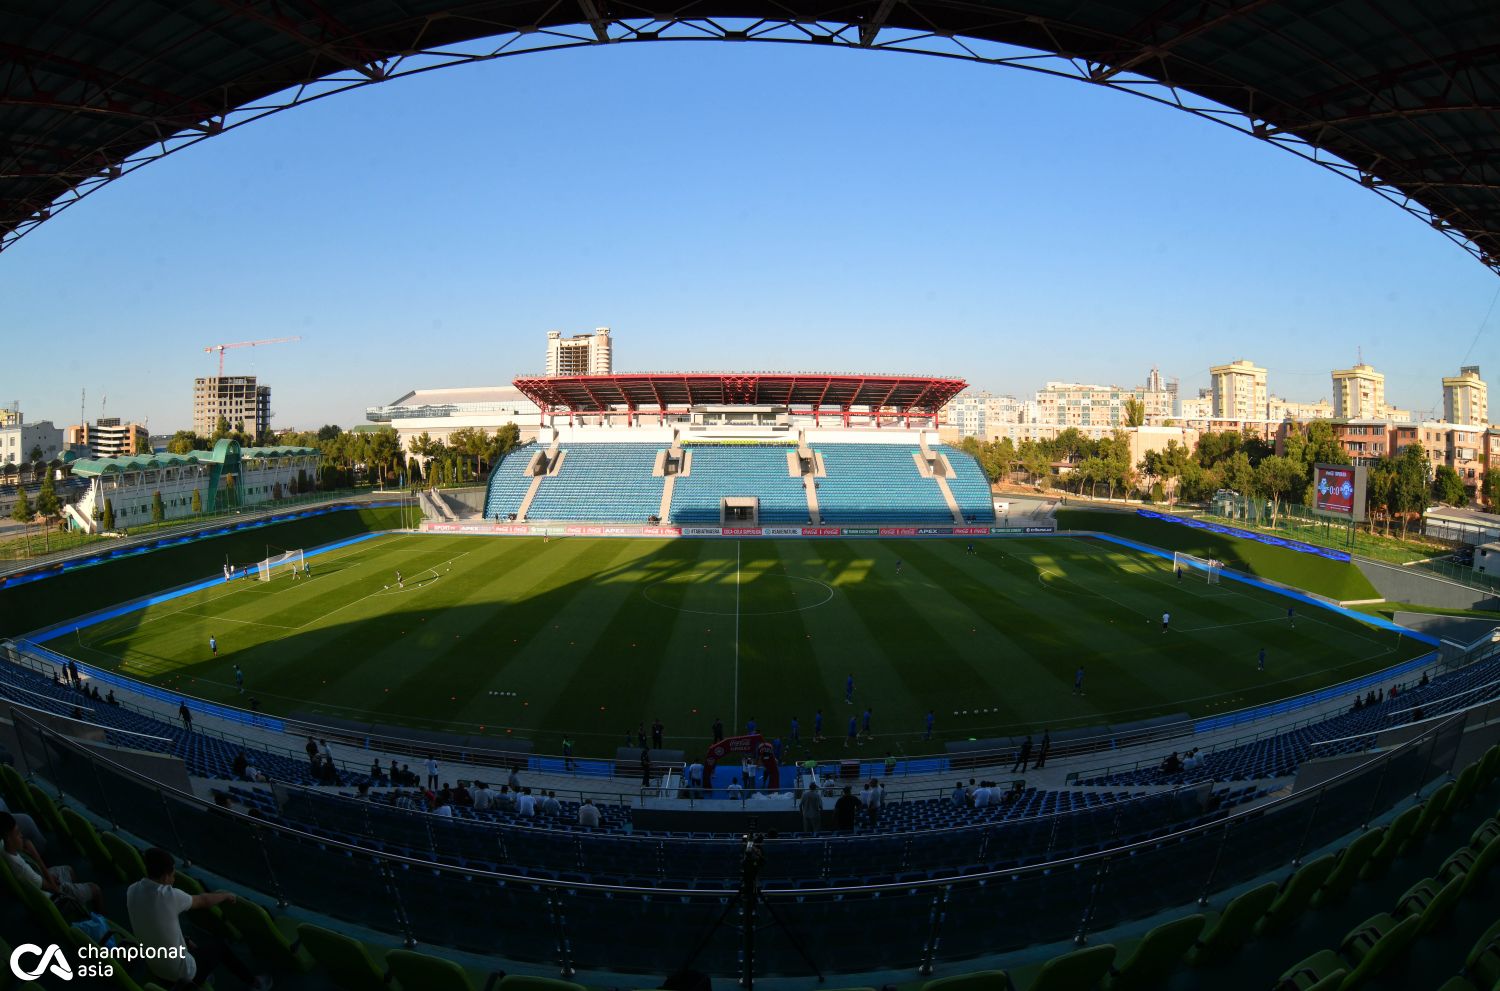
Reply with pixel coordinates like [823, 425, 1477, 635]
[526, 444, 666, 523]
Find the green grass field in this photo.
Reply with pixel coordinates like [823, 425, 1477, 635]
[51, 533, 1429, 758]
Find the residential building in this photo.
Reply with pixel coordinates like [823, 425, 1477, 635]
[67, 418, 149, 459]
[193, 375, 272, 438]
[0, 414, 65, 468]
[1443, 365, 1488, 426]
[545, 327, 613, 377]
[1033, 381, 1173, 429]
[366, 386, 544, 455]
[1268, 396, 1335, 422]
[1331, 363, 1385, 420]
[1332, 420, 1396, 464]
[1180, 390, 1213, 422]
[1210, 359, 1269, 420]
[939, 390, 1026, 439]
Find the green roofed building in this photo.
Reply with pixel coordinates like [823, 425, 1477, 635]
[66, 439, 319, 532]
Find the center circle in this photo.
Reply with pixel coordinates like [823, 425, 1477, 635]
[642, 572, 835, 616]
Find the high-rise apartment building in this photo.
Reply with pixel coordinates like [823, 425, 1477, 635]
[1443, 365, 1488, 426]
[1210, 359, 1268, 420]
[193, 376, 272, 438]
[941, 391, 1025, 438]
[545, 327, 613, 377]
[1331, 363, 1385, 420]
[68, 418, 149, 458]
[1268, 396, 1335, 422]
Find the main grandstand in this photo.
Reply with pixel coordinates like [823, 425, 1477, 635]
[475, 372, 997, 529]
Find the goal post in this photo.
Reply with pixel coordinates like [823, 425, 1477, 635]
[1172, 551, 1220, 584]
[257, 548, 304, 581]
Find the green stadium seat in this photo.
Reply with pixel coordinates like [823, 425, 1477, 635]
[1313, 828, 1384, 907]
[1469, 817, 1500, 850]
[498, 977, 590, 991]
[1276, 914, 1419, 991]
[919, 970, 1013, 991]
[1458, 833, 1500, 897]
[99, 831, 147, 884]
[1478, 744, 1500, 787]
[1402, 786, 1452, 857]
[387, 948, 498, 991]
[59, 806, 115, 878]
[1465, 918, 1500, 988]
[172, 868, 239, 940]
[1342, 874, 1462, 958]
[1027, 944, 1115, 991]
[1451, 762, 1484, 813]
[1260, 856, 1337, 936]
[1105, 914, 1203, 991]
[24, 784, 68, 842]
[0, 763, 32, 814]
[297, 923, 390, 991]
[1191, 882, 1277, 967]
[1434, 978, 1479, 991]
[1420, 782, 1458, 834]
[219, 898, 311, 972]
[1362, 807, 1420, 878]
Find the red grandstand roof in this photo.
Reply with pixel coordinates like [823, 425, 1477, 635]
[512, 373, 966, 414]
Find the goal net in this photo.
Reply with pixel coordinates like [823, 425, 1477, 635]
[1173, 551, 1220, 584]
[258, 548, 304, 582]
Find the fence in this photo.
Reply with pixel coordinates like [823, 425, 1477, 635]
[8, 703, 1468, 980]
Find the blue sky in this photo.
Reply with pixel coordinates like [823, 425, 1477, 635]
[3, 41, 1497, 432]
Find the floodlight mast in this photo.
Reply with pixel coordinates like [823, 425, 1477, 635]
[203, 336, 302, 375]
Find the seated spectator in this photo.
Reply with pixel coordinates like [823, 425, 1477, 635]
[578, 798, 601, 828]
[0, 797, 46, 853]
[437, 785, 453, 809]
[516, 787, 537, 816]
[1389, 685, 1399, 700]
[1162, 752, 1182, 774]
[232, 751, 249, 780]
[951, 781, 967, 806]
[471, 781, 495, 811]
[1, 811, 102, 912]
[1183, 749, 1201, 771]
[369, 760, 386, 783]
[1352, 695, 1363, 712]
[432, 798, 453, 818]
[964, 778, 977, 804]
[105, 689, 118, 705]
[540, 791, 562, 816]
[496, 785, 517, 813]
[90, 685, 103, 702]
[127, 847, 270, 990]
[453, 783, 472, 807]
[1420, 671, 1430, 687]
[727, 777, 742, 796]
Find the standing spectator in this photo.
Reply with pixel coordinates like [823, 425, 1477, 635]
[870, 779, 885, 828]
[1013, 735, 1033, 773]
[637, 724, 647, 749]
[127, 847, 270, 989]
[834, 786, 861, 830]
[727, 777, 742, 797]
[68, 660, 81, 684]
[950, 781, 967, 806]
[178, 702, 193, 731]
[540, 791, 562, 816]
[426, 755, 439, 790]
[651, 717, 664, 749]
[2, 811, 103, 912]
[516, 788, 537, 816]
[799, 782, 822, 833]
[578, 799, 600, 827]
[304, 738, 319, 771]
[1035, 730, 1051, 769]
[640, 748, 652, 787]
[370, 760, 385, 784]
[507, 766, 522, 793]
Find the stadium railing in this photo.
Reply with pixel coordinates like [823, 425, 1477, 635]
[7, 704, 1469, 978]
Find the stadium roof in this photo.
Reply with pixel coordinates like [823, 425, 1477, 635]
[69, 446, 316, 476]
[2, 3, 1499, 272]
[512, 373, 967, 413]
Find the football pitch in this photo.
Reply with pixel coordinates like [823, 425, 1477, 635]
[57, 534, 1428, 757]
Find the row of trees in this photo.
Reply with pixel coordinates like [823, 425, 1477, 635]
[960, 420, 1486, 535]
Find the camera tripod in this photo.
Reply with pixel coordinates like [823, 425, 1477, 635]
[679, 834, 824, 989]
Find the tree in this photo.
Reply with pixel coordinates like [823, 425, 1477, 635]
[11, 486, 31, 523]
[1222, 451, 1256, 497]
[35, 468, 59, 519]
[316, 424, 343, 443]
[1393, 444, 1431, 538]
[1123, 397, 1146, 428]
[407, 456, 423, 486]
[1483, 468, 1500, 510]
[151, 490, 165, 523]
[191, 488, 202, 514]
[1017, 441, 1051, 486]
[166, 430, 201, 454]
[102, 498, 115, 532]
[1432, 465, 1468, 506]
[1255, 455, 1302, 527]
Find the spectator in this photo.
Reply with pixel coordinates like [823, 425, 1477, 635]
[127, 847, 270, 990]
[641, 748, 653, 787]
[964, 778, 977, 804]
[868, 779, 885, 828]
[1035, 729, 1051, 769]
[304, 737, 319, 771]
[105, 689, 117, 705]
[1012, 735, 1034, 774]
[833, 785, 861, 830]
[1, 811, 102, 912]
[972, 782, 992, 809]
[727, 777, 742, 797]
[652, 717, 664, 749]
[232, 751, 248, 779]
[426, 755, 439, 790]
[578, 799, 601, 828]
[517, 787, 537, 816]
[472, 781, 494, 811]
[950, 781, 967, 807]
[432, 798, 453, 818]
[540, 791, 562, 816]
[0, 798, 45, 853]
[799, 782, 822, 832]
[507, 766, 522, 792]
[1161, 752, 1182, 774]
[370, 760, 386, 784]
[1420, 671, 1430, 687]
[497, 785, 517, 813]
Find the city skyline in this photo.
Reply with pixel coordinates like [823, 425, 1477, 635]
[2, 43, 1497, 431]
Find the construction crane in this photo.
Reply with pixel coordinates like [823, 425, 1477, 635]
[203, 336, 302, 376]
